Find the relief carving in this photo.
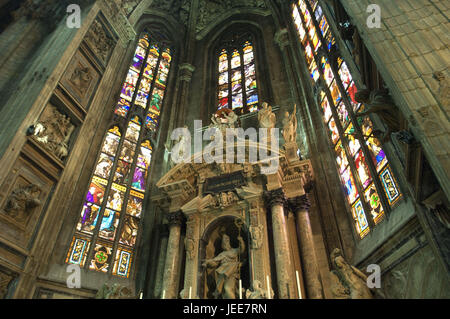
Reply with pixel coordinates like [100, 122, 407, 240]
[70, 64, 93, 96]
[3, 184, 42, 223]
[85, 19, 115, 63]
[249, 224, 263, 249]
[30, 104, 75, 160]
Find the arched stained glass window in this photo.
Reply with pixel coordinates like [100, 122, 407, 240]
[66, 31, 172, 277]
[292, 0, 402, 238]
[217, 34, 259, 115]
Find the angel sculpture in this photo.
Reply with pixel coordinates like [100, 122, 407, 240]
[282, 104, 297, 143]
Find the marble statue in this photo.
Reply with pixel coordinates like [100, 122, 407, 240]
[202, 234, 245, 299]
[329, 248, 374, 299]
[258, 102, 276, 131]
[282, 104, 297, 143]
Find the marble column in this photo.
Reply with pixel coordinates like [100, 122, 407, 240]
[289, 195, 324, 299]
[265, 188, 293, 299]
[161, 211, 185, 299]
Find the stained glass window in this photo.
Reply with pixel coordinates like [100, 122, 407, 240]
[217, 35, 260, 115]
[66, 32, 171, 277]
[292, 0, 402, 238]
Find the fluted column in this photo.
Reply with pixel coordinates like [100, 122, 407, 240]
[265, 188, 293, 299]
[289, 195, 324, 299]
[161, 211, 185, 299]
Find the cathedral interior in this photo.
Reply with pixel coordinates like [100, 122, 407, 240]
[0, 0, 449, 299]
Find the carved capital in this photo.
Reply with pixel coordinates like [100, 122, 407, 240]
[288, 194, 311, 212]
[264, 188, 287, 209]
[166, 210, 186, 227]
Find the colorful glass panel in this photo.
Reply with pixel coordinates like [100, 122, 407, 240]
[354, 149, 372, 189]
[364, 184, 384, 224]
[380, 166, 401, 205]
[352, 200, 370, 238]
[341, 167, 359, 204]
[66, 237, 91, 267]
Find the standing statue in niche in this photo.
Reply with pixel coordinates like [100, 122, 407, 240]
[329, 248, 374, 299]
[202, 234, 245, 299]
[282, 104, 297, 143]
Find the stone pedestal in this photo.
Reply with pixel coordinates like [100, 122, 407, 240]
[290, 195, 324, 299]
[161, 211, 185, 299]
[265, 188, 293, 298]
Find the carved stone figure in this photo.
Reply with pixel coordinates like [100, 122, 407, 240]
[95, 283, 134, 299]
[355, 89, 401, 143]
[32, 105, 75, 160]
[202, 234, 245, 299]
[329, 248, 374, 299]
[258, 102, 276, 132]
[282, 104, 297, 143]
[249, 224, 263, 249]
[245, 280, 269, 299]
[70, 65, 93, 95]
[3, 184, 41, 222]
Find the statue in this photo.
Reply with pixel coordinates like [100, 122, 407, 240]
[355, 89, 401, 143]
[245, 280, 271, 299]
[329, 248, 374, 299]
[282, 104, 297, 143]
[202, 234, 245, 299]
[258, 102, 276, 131]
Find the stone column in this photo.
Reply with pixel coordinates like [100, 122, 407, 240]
[265, 188, 294, 299]
[161, 211, 185, 299]
[153, 225, 169, 298]
[289, 195, 324, 299]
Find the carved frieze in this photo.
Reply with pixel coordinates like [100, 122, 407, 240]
[166, 211, 186, 227]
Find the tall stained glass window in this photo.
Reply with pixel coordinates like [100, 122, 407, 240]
[217, 34, 260, 115]
[292, 0, 402, 238]
[66, 32, 172, 277]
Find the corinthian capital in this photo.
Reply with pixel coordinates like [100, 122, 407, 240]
[288, 194, 311, 212]
[166, 210, 186, 227]
[264, 188, 287, 208]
